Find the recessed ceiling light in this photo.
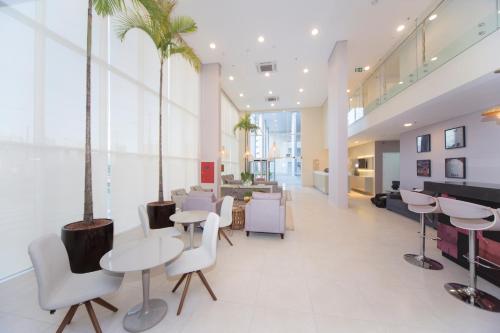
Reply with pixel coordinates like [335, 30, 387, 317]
[239, 93, 244, 97]
[246, 104, 250, 108]
[346, 89, 351, 93]
[264, 72, 270, 77]
[311, 28, 319, 36]
[399, 81, 404, 85]
[271, 103, 275, 107]
[228, 76, 234, 81]
[296, 101, 301, 105]
[299, 88, 304, 93]
[396, 24, 405, 32]
[268, 90, 273, 95]
[209, 42, 216, 49]
[364, 66, 370, 71]
[303, 68, 309, 74]
[404, 122, 413, 127]
[258, 36, 265, 43]
[349, 98, 353, 102]
[431, 56, 438, 62]
[428, 14, 438, 21]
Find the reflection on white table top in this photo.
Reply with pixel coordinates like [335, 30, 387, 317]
[170, 210, 209, 224]
[100, 235, 183, 273]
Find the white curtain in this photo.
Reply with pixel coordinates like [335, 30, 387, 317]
[221, 93, 241, 177]
[0, 1, 200, 280]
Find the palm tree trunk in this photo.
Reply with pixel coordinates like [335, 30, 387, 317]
[158, 59, 164, 202]
[244, 130, 248, 172]
[83, 0, 94, 224]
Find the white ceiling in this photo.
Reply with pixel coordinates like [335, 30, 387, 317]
[175, 0, 437, 111]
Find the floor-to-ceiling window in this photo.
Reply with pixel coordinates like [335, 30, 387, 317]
[0, 1, 200, 280]
[249, 112, 301, 185]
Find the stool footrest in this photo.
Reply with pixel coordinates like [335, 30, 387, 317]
[462, 254, 500, 270]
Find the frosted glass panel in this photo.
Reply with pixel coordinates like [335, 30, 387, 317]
[0, 2, 201, 280]
[0, 13, 34, 143]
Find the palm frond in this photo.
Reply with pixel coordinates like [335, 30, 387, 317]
[94, 0, 125, 16]
[170, 39, 201, 72]
[170, 16, 197, 34]
[115, 10, 161, 48]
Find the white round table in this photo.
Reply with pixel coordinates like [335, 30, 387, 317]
[100, 236, 183, 332]
[169, 210, 209, 249]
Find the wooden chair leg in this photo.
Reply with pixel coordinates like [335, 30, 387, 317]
[196, 270, 217, 301]
[172, 273, 187, 293]
[218, 230, 221, 240]
[92, 298, 118, 312]
[177, 272, 192, 315]
[220, 229, 233, 246]
[56, 304, 79, 333]
[84, 301, 102, 333]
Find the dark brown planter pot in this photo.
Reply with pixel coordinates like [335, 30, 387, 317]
[61, 219, 113, 274]
[147, 201, 176, 229]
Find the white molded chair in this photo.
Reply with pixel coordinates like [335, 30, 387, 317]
[437, 197, 500, 312]
[138, 205, 181, 238]
[165, 212, 220, 315]
[201, 196, 234, 246]
[28, 234, 123, 333]
[400, 190, 443, 270]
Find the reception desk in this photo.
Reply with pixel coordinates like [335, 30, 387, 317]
[424, 181, 500, 287]
[313, 171, 328, 194]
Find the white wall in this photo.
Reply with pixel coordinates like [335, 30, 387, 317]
[0, 2, 200, 279]
[301, 107, 328, 186]
[221, 92, 241, 177]
[400, 110, 500, 190]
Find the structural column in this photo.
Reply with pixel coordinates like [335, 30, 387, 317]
[327, 41, 349, 208]
[199, 63, 222, 195]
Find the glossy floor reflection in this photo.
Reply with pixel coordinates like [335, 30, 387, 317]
[1, 187, 499, 333]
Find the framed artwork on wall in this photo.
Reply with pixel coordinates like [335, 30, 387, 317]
[416, 134, 431, 153]
[417, 159, 431, 177]
[445, 126, 466, 149]
[445, 157, 466, 179]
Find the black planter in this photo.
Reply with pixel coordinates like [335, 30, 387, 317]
[61, 219, 113, 274]
[147, 201, 176, 229]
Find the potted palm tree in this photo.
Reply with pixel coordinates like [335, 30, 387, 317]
[233, 113, 259, 172]
[61, 0, 158, 273]
[116, 0, 201, 229]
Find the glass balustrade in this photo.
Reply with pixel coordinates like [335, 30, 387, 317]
[348, 0, 500, 124]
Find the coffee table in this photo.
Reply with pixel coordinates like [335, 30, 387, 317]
[100, 236, 183, 332]
[170, 210, 209, 249]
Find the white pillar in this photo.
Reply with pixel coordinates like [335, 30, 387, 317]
[199, 63, 222, 195]
[327, 41, 349, 208]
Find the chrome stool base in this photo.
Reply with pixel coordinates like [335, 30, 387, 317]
[445, 283, 500, 313]
[404, 254, 443, 270]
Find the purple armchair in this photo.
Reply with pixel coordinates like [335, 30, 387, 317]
[182, 191, 223, 213]
[245, 192, 286, 239]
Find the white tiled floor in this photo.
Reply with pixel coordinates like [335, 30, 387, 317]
[1, 187, 500, 332]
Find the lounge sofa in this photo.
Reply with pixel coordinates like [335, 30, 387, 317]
[245, 192, 286, 239]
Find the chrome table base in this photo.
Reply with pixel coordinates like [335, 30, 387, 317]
[445, 283, 500, 313]
[404, 254, 443, 270]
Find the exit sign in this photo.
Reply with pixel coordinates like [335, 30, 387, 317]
[354, 67, 364, 72]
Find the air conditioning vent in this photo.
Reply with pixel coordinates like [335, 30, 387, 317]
[265, 96, 279, 103]
[257, 61, 277, 73]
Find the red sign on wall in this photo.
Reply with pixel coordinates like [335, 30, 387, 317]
[201, 161, 215, 183]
